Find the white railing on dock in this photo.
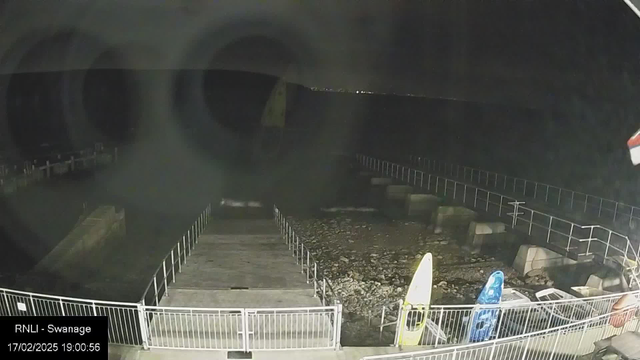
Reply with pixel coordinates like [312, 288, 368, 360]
[143, 304, 342, 351]
[274, 205, 341, 307]
[0, 287, 144, 346]
[0, 144, 118, 194]
[377, 290, 640, 348]
[141, 204, 212, 307]
[363, 304, 640, 360]
[357, 155, 640, 287]
[409, 156, 640, 241]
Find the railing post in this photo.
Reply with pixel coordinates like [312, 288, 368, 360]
[322, 279, 327, 306]
[549, 330, 563, 360]
[2, 290, 10, 316]
[444, 179, 447, 197]
[153, 275, 159, 306]
[313, 263, 317, 296]
[585, 227, 593, 255]
[523, 179, 527, 195]
[393, 301, 403, 347]
[137, 302, 150, 350]
[434, 307, 444, 347]
[300, 243, 304, 273]
[474, 188, 478, 208]
[463, 184, 467, 204]
[182, 235, 189, 264]
[545, 185, 550, 202]
[177, 243, 182, 272]
[557, 188, 562, 206]
[598, 198, 603, 218]
[306, 251, 310, 282]
[520, 336, 531, 360]
[547, 217, 553, 243]
[630, 207, 635, 229]
[613, 202, 618, 222]
[162, 261, 168, 297]
[170, 249, 176, 282]
[572, 322, 589, 359]
[59, 299, 65, 316]
[604, 231, 612, 259]
[584, 195, 589, 213]
[333, 301, 343, 350]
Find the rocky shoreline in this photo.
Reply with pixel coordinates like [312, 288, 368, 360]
[286, 210, 554, 345]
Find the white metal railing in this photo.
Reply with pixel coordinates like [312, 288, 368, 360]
[409, 156, 640, 242]
[141, 204, 212, 307]
[357, 155, 640, 286]
[274, 205, 341, 307]
[143, 304, 342, 351]
[0, 144, 118, 194]
[377, 290, 640, 348]
[0, 287, 144, 346]
[362, 304, 640, 360]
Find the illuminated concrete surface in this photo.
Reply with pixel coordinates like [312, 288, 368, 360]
[158, 219, 320, 308]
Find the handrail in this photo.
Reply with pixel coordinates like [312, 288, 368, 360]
[357, 154, 640, 289]
[410, 156, 640, 238]
[362, 305, 640, 360]
[140, 203, 212, 306]
[274, 205, 341, 307]
[1, 287, 138, 307]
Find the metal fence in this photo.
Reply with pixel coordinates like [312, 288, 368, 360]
[357, 155, 640, 286]
[274, 205, 341, 307]
[143, 304, 342, 351]
[0, 287, 144, 346]
[409, 156, 640, 243]
[363, 305, 640, 360]
[1, 144, 118, 194]
[141, 204, 213, 307]
[378, 290, 640, 348]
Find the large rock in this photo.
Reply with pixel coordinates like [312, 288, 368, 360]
[512, 244, 577, 275]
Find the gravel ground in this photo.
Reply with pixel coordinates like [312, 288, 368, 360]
[287, 209, 555, 345]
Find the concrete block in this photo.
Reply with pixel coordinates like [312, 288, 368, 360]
[512, 245, 577, 276]
[570, 286, 613, 298]
[432, 206, 477, 233]
[367, 180, 392, 208]
[382, 185, 413, 218]
[404, 194, 440, 218]
[466, 221, 513, 249]
[385, 185, 413, 201]
[371, 177, 393, 186]
[585, 270, 629, 293]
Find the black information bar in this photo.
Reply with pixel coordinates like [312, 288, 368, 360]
[0, 316, 108, 359]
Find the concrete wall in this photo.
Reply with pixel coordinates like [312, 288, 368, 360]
[32, 205, 126, 278]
